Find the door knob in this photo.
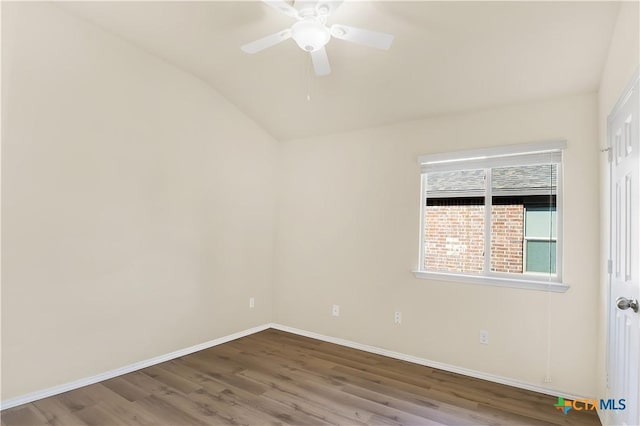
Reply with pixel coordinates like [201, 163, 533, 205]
[616, 297, 639, 313]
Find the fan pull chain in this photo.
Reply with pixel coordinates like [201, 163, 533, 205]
[306, 55, 312, 101]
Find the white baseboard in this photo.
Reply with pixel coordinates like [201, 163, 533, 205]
[270, 323, 594, 402]
[0, 323, 272, 410]
[2, 322, 593, 411]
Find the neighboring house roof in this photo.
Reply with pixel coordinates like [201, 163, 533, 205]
[426, 165, 557, 198]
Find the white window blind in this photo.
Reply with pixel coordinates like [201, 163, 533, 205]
[419, 140, 566, 173]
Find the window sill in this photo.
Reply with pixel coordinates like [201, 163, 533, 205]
[412, 271, 570, 293]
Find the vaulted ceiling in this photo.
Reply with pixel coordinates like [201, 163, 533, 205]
[59, 1, 620, 141]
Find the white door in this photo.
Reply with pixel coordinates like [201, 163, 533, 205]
[608, 74, 640, 426]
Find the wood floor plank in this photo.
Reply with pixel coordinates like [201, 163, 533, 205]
[134, 394, 208, 426]
[308, 364, 545, 426]
[120, 371, 170, 395]
[0, 405, 49, 426]
[239, 361, 444, 426]
[203, 371, 269, 397]
[179, 356, 246, 382]
[2, 329, 601, 426]
[343, 382, 515, 426]
[261, 383, 373, 426]
[74, 404, 124, 426]
[154, 359, 228, 392]
[50, 387, 101, 413]
[238, 369, 373, 425]
[331, 364, 568, 425]
[186, 387, 285, 426]
[151, 387, 242, 425]
[101, 377, 151, 402]
[92, 400, 163, 426]
[220, 391, 332, 426]
[32, 396, 89, 426]
[191, 380, 327, 426]
[294, 377, 447, 426]
[31, 397, 82, 425]
[141, 365, 203, 395]
[329, 363, 556, 420]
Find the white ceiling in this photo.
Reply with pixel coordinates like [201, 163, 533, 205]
[59, 1, 620, 141]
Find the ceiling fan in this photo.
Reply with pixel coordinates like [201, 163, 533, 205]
[241, 0, 394, 76]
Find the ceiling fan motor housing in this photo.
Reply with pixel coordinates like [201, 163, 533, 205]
[291, 19, 330, 52]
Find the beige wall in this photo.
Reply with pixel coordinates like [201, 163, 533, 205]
[1, 2, 278, 400]
[275, 93, 600, 397]
[597, 2, 639, 424]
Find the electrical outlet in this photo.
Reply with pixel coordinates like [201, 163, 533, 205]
[394, 311, 402, 324]
[332, 304, 340, 317]
[544, 376, 552, 383]
[479, 330, 489, 345]
[249, 297, 255, 308]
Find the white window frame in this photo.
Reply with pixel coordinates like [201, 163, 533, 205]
[413, 140, 569, 293]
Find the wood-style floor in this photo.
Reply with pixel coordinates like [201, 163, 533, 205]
[1, 329, 600, 426]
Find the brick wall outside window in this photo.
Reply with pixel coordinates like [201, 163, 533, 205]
[425, 205, 485, 273]
[424, 204, 524, 273]
[490, 205, 524, 273]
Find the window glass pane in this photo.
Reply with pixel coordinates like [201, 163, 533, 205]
[490, 164, 556, 274]
[526, 241, 557, 273]
[424, 170, 485, 273]
[525, 207, 557, 238]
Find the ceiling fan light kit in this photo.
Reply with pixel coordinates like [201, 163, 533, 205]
[241, 0, 394, 76]
[291, 19, 330, 52]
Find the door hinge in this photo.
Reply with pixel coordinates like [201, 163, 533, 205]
[607, 259, 613, 274]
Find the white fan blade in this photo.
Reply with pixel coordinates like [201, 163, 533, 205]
[311, 47, 331, 76]
[241, 29, 292, 54]
[316, 1, 344, 16]
[262, 0, 299, 18]
[330, 24, 394, 50]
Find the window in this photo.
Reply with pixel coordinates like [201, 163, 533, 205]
[415, 141, 567, 292]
